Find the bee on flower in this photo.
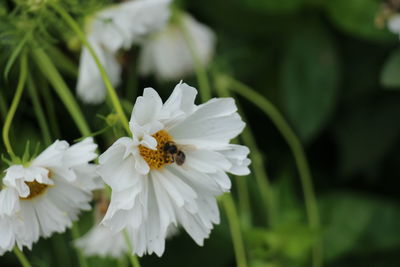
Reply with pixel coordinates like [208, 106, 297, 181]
[98, 82, 250, 256]
[0, 138, 102, 254]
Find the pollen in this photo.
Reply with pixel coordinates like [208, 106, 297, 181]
[20, 171, 52, 200]
[139, 130, 175, 169]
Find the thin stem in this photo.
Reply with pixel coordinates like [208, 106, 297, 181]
[235, 177, 252, 228]
[27, 75, 52, 146]
[13, 246, 32, 267]
[214, 79, 252, 227]
[32, 48, 91, 137]
[178, 13, 212, 102]
[40, 80, 61, 138]
[226, 76, 323, 267]
[2, 52, 28, 157]
[71, 224, 89, 267]
[123, 230, 142, 267]
[50, 3, 130, 135]
[241, 126, 276, 226]
[222, 194, 248, 267]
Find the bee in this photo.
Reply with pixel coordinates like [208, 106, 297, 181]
[163, 141, 186, 166]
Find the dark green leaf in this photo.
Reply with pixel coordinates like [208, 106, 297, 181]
[280, 21, 340, 142]
[320, 192, 400, 261]
[320, 192, 375, 261]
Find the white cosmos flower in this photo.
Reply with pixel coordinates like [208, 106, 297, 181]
[75, 225, 127, 258]
[138, 13, 216, 81]
[0, 138, 102, 255]
[77, 0, 171, 104]
[98, 82, 250, 256]
[388, 14, 400, 36]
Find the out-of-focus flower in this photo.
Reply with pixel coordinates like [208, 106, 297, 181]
[75, 224, 127, 258]
[77, 0, 171, 104]
[139, 13, 216, 81]
[388, 14, 400, 36]
[0, 138, 102, 255]
[98, 82, 250, 256]
[75, 196, 128, 258]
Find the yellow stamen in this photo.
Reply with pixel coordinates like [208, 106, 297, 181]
[139, 130, 175, 169]
[20, 171, 52, 200]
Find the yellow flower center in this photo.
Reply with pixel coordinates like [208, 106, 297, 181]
[20, 171, 52, 200]
[139, 130, 175, 169]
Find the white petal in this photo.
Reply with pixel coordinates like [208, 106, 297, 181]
[0, 188, 20, 216]
[169, 98, 245, 148]
[63, 137, 98, 168]
[184, 149, 232, 173]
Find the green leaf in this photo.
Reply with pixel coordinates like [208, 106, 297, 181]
[4, 32, 30, 80]
[320, 192, 400, 261]
[381, 48, 400, 89]
[279, 21, 340, 142]
[325, 0, 395, 42]
[320, 192, 375, 261]
[247, 224, 315, 264]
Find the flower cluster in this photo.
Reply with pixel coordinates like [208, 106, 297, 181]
[0, 0, 249, 261]
[77, 0, 215, 104]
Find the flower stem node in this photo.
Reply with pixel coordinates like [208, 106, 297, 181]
[106, 113, 120, 127]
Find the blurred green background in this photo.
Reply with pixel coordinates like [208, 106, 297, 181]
[1, 0, 400, 266]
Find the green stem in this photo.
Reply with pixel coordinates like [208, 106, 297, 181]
[32, 48, 91, 137]
[71, 224, 89, 267]
[0, 90, 8, 121]
[27, 75, 52, 146]
[178, 13, 212, 102]
[226, 76, 323, 267]
[13, 246, 32, 267]
[235, 176, 252, 228]
[222, 194, 248, 267]
[40, 80, 61, 138]
[123, 231, 142, 267]
[2, 52, 28, 157]
[214, 80, 252, 227]
[47, 45, 78, 78]
[241, 126, 276, 227]
[50, 3, 130, 135]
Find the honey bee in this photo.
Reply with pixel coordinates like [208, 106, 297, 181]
[163, 141, 186, 166]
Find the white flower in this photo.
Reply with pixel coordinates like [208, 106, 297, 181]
[75, 225, 127, 258]
[388, 14, 400, 36]
[138, 13, 216, 81]
[77, 0, 171, 104]
[0, 138, 102, 255]
[98, 82, 250, 257]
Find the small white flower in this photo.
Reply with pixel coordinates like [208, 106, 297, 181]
[0, 138, 102, 255]
[138, 13, 216, 81]
[77, 0, 171, 104]
[75, 225, 127, 258]
[388, 14, 400, 36]
[98, 82, 250, 256]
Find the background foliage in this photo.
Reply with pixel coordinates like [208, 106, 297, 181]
[1, 0, 400, 266]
